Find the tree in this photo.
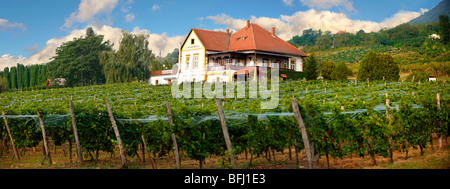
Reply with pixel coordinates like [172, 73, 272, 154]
[99, 30, 156, 84]
[16, 63, 25, 89]
[86, 27, 95, 37]
[48, 28, 113, 87]
[165, 48, 179, 69]
[287, 28, 322, 47]
[316, 35, 333, 50]
[439, 14, 449, 44]
[10, 67, 17, 89]
[357, 51, 399, 81]
[304, 53, 319, 80]
[330, 62, 351, 80]
[0, 77, 7, 93]
[320, 60, 334, 80]
[2, 67, 10, 89]
[378, 53, 399, 81]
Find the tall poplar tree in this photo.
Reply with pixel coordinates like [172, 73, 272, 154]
[439, 14, 449, 44]
[304, 53, 319, 80]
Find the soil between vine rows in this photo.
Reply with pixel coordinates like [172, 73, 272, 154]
[1, 136, 448, 169]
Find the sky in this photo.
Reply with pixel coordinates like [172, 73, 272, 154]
[0, 0, 442, 70]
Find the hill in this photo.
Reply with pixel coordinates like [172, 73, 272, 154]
[288, 18, 450, 81]
[409, 0, 450, 24]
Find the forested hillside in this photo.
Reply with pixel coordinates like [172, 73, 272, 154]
[288, 16, 450, 80]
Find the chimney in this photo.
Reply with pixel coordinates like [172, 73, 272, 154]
[272, 27, 276, 36]
[226, 29, 229, 35]
[247, 20, 250, 28]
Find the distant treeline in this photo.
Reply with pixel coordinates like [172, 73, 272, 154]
[0, 27, 180, 92]
[288, 21, 446, 52]
[0, 64, 49, 91]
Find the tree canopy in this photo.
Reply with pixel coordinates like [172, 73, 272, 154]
[48, 27, 113, 87]
[439, 14, 449, 44]
[99, 30, 157, 84]
[304, 53, 319, 80]
[330, 62, 352, 80]
[357, 51, 399, 81]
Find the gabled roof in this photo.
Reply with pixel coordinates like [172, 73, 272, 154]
[191, 28, 230, 52]
[230, 23, 308, 57]
[187, 22, 308, 57]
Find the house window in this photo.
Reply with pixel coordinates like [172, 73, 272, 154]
[263, 59, 268, 67]
[290, 59, 296, 70]
[155, 79, 159, 85]
[283, 59, 288, 69]
[186, 55, 191, 69]
[193, 54, 199, 69]
[191, 39, 195, 45]
[224, 57, 230, 66]
[273, 59, 278, 68]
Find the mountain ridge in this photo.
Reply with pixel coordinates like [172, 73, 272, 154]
[409, 0, 450, 24]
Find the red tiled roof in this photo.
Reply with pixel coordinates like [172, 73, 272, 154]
[230, 23, 308, 57]
[191, 28, 230, 52]
[336, 30, 347, 35]
[236, 67, 255, 74]
[190, 22, 308, 57]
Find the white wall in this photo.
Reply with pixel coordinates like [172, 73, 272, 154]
[150, 75, 176, 85]
[289, 56, 303, 72]
[179, 30, 207, 82]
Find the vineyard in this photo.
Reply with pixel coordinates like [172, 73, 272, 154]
[0, 79, 449, 169]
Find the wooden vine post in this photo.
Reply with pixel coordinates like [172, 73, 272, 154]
[106, 100, 128, 169]
[69, 99, 83, 163]
[437, 93, 444, 150]
[215, 98, 237, 169]
[37, 111, 52, 165]
[291, 99, 313, 169]
[2, 111, 20, 161]
[166, 102, 181, 169]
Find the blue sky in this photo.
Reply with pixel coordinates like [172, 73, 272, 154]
[0, 0, 442, 69]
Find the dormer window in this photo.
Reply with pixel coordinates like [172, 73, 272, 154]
[235, 37, 241, 41]
[243, 36, 248, 40]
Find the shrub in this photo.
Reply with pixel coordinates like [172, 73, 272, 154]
[357, 51, 400, 81]
[331, 62, 352, 80]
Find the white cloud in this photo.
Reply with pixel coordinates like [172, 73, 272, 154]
[152, 4, 161, 11]
[380, 11, 421, 28]
[206, 14, 247, 31]
[419, 8, 429, 14]
[207, 9, 422, 41]
[124, 13, 135, 23]
[300, 0, 356, 12]
[61, 0, 119, 29]
[121, 0, 134, 13]
[0, 54, 27, 70]
[282, 0, 295, 7]
[131, 27, 185, 57]
[0, 18, 26, 32]
[121, 0, 136, 23]
[0, 25, 185, 70]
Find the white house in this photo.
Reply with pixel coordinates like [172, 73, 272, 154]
[151, 20, 308, 85]
[149, 65, 178, 85]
